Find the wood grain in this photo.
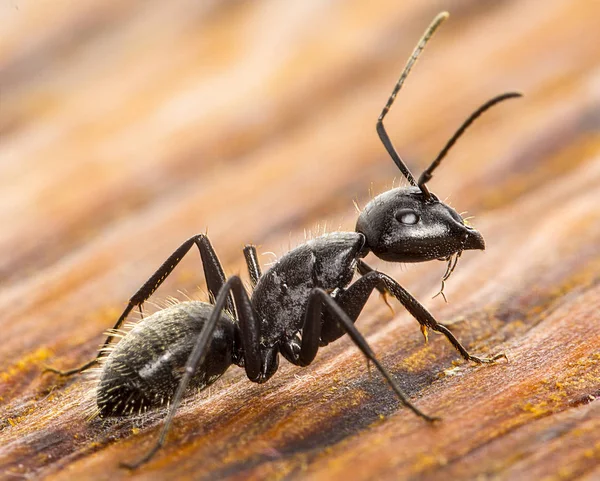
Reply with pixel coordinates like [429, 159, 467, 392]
[1, 1, 599, 480]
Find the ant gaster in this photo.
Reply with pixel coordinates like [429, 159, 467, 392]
[45, 12, 520, 469]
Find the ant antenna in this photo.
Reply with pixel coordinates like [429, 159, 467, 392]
[377, 11, 449, 186]
[418, 92, 523, 199]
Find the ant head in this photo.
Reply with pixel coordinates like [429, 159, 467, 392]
[356, 91, 520, 263]
[358, 12, 521, 264]
[356, 187, 484, 262]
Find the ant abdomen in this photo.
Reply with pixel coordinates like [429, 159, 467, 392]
[96, 302, 236, 417]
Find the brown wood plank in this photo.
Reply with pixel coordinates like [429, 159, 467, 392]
[1, 0, 599, 480]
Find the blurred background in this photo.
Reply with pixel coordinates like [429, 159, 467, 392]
[1, 0, 599, 480]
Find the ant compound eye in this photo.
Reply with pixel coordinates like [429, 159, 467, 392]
[395, 210, 420, 225]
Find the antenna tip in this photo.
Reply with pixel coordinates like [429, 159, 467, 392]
[500, 91, 524, 101]
[431, 11, 450, 28]
[431, 11, 450, 24]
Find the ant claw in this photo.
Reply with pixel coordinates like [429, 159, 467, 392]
[42, 359, 95, 376]
[42, 365, 71, 376]
[423, 413, 442, 423]
[468, 352, 508, 364]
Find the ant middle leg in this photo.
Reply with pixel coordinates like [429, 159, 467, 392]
[357, 260, 506, 364]
[281, 269, 392, 366]
[279, 275, 377, 364]
[284, 288, 438, 422]
[45, 234, 234, 376]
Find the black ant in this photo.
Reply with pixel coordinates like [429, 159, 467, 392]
[44, 11, 520, 469]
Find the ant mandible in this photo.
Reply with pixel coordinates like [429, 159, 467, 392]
[45, 11, 520, 469]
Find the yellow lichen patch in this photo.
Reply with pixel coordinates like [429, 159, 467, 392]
[412, 452, 448, 472]
[555, 353, 600, 392]
[398, 345, 437, 373]
[519, 351, 600, 420]
[5, 406, 36, 427]
[368, 413, 387, 429]
[0, 347, 53, 383]
[557, 466, 574, 479]
[522, 401, 551, 418]
[582, 441, 600, 460]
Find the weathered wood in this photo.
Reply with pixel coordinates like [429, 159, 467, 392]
[1, 0, 599, 480]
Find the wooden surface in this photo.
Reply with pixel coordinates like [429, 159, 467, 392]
[1, 1, 600, 480]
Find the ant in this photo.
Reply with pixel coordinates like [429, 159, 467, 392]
[45, 11, 520, 469]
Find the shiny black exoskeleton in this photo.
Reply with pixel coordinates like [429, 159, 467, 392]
[45, 12, 520, 469]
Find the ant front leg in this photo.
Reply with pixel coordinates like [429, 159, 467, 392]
[357, 260, 506, 364]
[45, 234, 234, 376]
[284, 288, 437, 422]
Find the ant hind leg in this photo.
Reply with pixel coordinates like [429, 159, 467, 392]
[122, 275, 265, 469]
[44, 234, 234, 376]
